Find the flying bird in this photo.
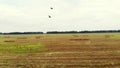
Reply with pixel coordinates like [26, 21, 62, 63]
[50, 7, 53, 10]
[48, 15, 51, 18]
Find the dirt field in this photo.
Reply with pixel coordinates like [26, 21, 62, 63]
[0, 33, 120, 68]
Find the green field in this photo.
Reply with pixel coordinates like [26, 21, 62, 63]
[0, 33, 120, 68]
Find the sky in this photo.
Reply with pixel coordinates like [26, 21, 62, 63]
[0, 0, 120, 32]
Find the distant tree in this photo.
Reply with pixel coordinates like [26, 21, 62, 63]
[0, 32, 2, 34]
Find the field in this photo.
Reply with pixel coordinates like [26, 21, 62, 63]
[0, 33, 120, 68]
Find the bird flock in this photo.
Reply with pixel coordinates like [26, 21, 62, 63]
[48, 7, 53, 18]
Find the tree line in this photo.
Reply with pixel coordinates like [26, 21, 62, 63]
[0, 30, 120, 35]
[0, 32, 43, 35]
[46, 30, 120, 34]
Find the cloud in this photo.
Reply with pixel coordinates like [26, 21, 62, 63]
[0, 0, 120, 32]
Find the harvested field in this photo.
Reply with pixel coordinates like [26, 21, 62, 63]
[0, 33, 120, 68]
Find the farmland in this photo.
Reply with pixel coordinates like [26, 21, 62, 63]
[0, 33, 120, 68]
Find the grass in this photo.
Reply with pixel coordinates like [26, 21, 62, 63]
[0, 44, 46, 54]
[112, 34, 120, 38]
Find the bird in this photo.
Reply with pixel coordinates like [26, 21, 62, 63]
[50, 7, 53, 10]
[48, 15, 51, 18]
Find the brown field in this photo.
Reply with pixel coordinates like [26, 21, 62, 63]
[0, 33, 120, 68]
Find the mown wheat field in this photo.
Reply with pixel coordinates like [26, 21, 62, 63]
[0, 33, 120, 68]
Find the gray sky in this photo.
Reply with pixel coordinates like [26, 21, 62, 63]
[0, 0, 120, 32]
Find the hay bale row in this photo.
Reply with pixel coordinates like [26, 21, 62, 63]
[4, 40, 15, 42]
[70, 39, 90, 41]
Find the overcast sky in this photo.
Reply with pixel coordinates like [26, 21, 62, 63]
[0, 0, 120, 32]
